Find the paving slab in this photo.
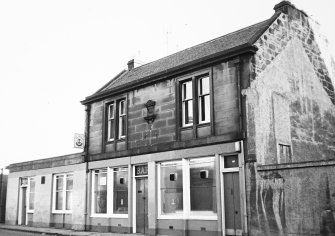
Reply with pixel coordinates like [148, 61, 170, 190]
[0, 224, 143, 236]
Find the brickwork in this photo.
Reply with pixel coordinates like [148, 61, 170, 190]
[127, 79, 176, 149]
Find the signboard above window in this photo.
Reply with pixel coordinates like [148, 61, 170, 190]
[135, 165, 148, 176]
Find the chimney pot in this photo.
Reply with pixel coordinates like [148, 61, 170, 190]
[127, 59, 135, 70]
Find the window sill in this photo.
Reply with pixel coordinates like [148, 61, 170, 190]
[90, 214, 128, 218]
[27, 210, 34, 214]
[196, 122, 210, 127]
[105, 138, 126, 144]
[157, 214, 184, 220]
[157, 215, 217, 220]
[52, 210, 72, 214]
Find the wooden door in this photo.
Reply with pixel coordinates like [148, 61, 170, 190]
[136, 178, 148, 234]
[223, 172, 241, 235]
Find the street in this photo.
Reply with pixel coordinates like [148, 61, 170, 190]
[0, 229, 43, 236]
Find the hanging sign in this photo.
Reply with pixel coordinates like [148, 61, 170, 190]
[135, 165, 148, 176]
[74, 134, 85, 149]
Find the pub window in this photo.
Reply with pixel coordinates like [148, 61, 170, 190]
[198, 76, 210, 123]
[158, 156, 217, 219]
[159, 161, 183, 216]
[106, 99, 126, 142]
[113, 167, 128, 214]
[91, 166, 129, 216]
[182, 80, 193, 126]
[118, 100, 126, 139]
[189, 157, 216, 215]
[180, 73, 211, 128]
[93, 169, 107, 214]
[53, 173, 73, 212]
[107, 102, 115, 141]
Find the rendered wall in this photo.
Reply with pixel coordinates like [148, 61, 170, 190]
[5, 163, 86, 230]
[244, 4, 335, 236]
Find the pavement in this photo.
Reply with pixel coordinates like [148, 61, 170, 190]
[0, 223, 143, 236]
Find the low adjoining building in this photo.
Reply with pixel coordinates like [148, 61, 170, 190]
[5, 1, 335, 235]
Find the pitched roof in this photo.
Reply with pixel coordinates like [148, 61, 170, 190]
[82, 13, 279, 104]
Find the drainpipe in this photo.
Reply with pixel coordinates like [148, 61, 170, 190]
[84, 104, 91, 231]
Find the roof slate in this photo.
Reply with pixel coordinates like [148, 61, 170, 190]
[84, 15, 276, 103]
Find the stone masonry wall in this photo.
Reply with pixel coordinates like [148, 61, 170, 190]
[127, 79, 175, 149]
[88, 101, 103, 155]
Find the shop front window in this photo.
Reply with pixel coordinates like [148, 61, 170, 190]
[158, 156, 217, 219]
[160, 161, 183, 216]
[94, 169, 107, 214]
[190, 157, 216, 215]
[113, 167, 128, 214]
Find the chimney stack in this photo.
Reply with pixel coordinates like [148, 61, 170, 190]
[274, 1, 308, 17]
[127, 59, 145, 71]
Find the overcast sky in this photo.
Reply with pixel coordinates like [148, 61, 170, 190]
[0, 0, 334, 172]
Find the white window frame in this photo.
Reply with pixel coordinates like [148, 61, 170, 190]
[91, 167, 129, 218]
[157, 157, 217, 220]
[198, 75, 210, 124]
[52, 173, 73, 214]
[107, 102, 115, 141]
[118, 100, 126, 139]
[27, 177, 35, 213]
[157, 161, 184, 219]
[181, 80, 193, 127]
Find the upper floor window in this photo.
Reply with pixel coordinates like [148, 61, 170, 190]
[106, 99, 126, 141]
[198, 76, 210, 123]
[182, 81, 193, 126]
[180, 73, 211, 128]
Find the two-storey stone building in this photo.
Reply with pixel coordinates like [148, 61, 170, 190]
[5, 1, 335, 235]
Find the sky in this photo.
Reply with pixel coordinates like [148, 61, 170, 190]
[0, 0, 334, 173]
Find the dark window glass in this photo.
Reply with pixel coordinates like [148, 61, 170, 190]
[224, 155, 239, 168]
[94, 169, 107, 213]
[113, 167, 128, 214]
[190, 157, 216, 213]
[160, 162, 183, 215]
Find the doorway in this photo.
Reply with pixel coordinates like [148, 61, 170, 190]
[222, 155, 243, 236]
[18, 186, 27, 225]
[223, 172, 241, 235]
[136, 178, 148, 234]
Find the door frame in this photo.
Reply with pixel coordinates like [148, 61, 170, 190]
[18, 178, 28, 225]
[132, 165, 148, 234]
[220, 142, 247, 235]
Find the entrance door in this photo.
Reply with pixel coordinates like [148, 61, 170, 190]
[136, 178, 148, 234]
[223, 172, 241, 235]
[19, 187, 27, 225]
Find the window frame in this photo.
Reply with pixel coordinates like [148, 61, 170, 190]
[52, 173, 73, 214]
[27, 177, 35, 213]
[90, 166, 129, 218]
[104, 98, 127, 144]
[107, 102, 115, 141]
[157, 156, 217, 220]
[177, 69, 213, 138]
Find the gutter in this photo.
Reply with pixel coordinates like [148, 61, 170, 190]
[81, 43, 258, 105]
